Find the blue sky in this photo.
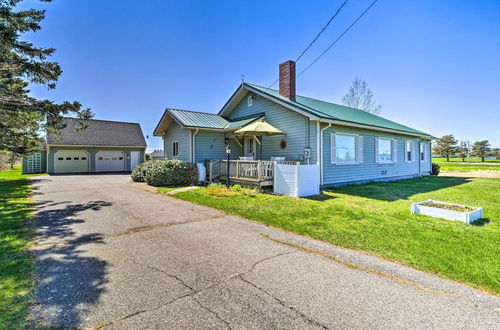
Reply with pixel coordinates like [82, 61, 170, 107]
[22, 0, 500, 150]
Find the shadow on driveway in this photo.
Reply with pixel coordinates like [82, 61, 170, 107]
[33, 200, 112, 327]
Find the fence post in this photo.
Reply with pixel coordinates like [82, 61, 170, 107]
[208, 161, 213, 182]
[257, 161, 262, 181]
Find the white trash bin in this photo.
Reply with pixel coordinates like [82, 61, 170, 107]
[196, 163, 206, 182]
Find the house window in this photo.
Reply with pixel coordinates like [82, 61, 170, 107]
[173, 141, 179, 157]
[81, 157, 87, 160]
[420, 143, 426, 161]
[334, 134, 357, 163]
[406, 141, 414, 162]
[247, 95, 253, 106]
[66, 157, 72, 160]
[98, 157, 104, 160]
[377, 138, 394, 163]
[74, 157, 79, 160]
[58, 157, 64, 161]
[119, 157, 124, 160]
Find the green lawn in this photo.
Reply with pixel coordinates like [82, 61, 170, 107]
[436, 162, 500, 172]
[433, 157, 500, 163]
[432, 157, 500, 172]
[171, 176, 500, 294]
[0, 167, 40, 328]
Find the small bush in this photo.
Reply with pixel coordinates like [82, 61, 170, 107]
[144, 159, 198, 187]
[431, 163, 441, 176]
[204, 183, 258, 197]
[230, 184, 242, 191]
[131, 161, 156, 182]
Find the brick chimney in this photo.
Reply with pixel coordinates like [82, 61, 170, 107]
[279, 60, 296, 101]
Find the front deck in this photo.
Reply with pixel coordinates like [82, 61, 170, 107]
[207, 160, 300, 187]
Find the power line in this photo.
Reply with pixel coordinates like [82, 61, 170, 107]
[298, 0, 380, 78]
[268, 0, 350, 88]
[295, 0, 349, 62]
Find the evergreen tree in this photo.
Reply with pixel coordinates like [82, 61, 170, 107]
[433, 135, 458, 162]
[0, 0, 92, 159]
[491, 147, 500, 160]
[471, 140, 491, 162]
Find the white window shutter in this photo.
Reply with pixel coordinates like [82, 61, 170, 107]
[357, 136, 364, 163]
[392, 139, 397, 163]
[413, 142, 417, 162]
[330, 133, 336, 164]
[374, 137, 379, 163]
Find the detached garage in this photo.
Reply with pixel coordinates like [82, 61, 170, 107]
[38, 117, 147, 174]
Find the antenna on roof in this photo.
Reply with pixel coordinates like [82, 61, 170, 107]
[241, 74, 245, 83]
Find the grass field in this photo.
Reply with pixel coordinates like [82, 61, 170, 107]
[170, 176, 500, 294]
[0, 167, 39, 328]
[433, 157, 500, 163]
[433, 158, 500, 172]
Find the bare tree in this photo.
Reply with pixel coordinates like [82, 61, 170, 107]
[342, 76, 382, 114]
[457, 141, 469, 162]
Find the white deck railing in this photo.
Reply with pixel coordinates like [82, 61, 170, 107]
[207, 160, 300, 183]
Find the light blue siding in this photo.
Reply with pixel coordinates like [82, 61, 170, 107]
[322, 124, 428, 186]
[194, 130, 241, 163]
[164, 120, 191, 162]
[228, 92, 317, 163]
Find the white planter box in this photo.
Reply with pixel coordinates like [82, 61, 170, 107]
[411, 200, 483, 224]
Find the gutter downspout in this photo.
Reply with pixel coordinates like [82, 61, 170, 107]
[192, 129, 199, 163]
[319, 122, 332, 186]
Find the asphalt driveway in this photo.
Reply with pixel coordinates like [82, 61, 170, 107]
[31, 174, 500, 329]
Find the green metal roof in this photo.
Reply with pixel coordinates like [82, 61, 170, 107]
[246, 83, 431, 137]
[167, 108, 262, 130]
[168, 109, 229, 129]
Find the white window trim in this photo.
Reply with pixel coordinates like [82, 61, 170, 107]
[406, 140, 416, 162]
[247, 95, 253, 107]
[420, 142, 427, 161]
[376, 137, 396, 164]
[331, 132, 362, 165]
[172, 141, 179, 157]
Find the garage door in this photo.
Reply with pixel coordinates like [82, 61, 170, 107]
[54, 151, 89, 173]
[95, 151, 125, 172]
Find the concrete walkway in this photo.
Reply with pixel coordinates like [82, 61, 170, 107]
[30, 174, 500, 329]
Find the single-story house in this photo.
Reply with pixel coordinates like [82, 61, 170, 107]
[23, 118, 147, 174]
[148, 149, 165, 160]
[153, 60, 433, 187]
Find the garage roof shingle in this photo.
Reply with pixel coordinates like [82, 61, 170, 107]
[47, 118, 147, 147]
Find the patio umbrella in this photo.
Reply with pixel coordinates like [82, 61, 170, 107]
[234, 121, 283, 136]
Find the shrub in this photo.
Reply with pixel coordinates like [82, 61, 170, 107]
[144, 159, 198, 187]
[431, 163, 441, 176]
[131, 161, 156, 182]
[204, 183, 258, 197]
